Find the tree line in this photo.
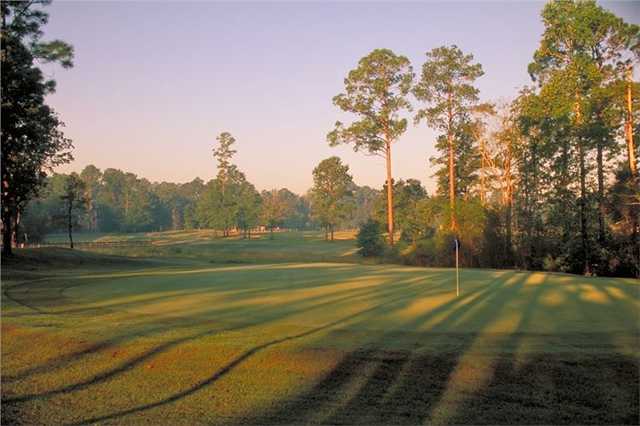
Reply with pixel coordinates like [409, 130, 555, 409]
[324, 0, 638, 277]
[17, 148, 379, 243]
[2, 1, 638, 277]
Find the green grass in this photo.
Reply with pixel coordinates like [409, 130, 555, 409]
[2, 232, 639, 425]
[43, 232, 150, 244]
[66, 230, 365, 264]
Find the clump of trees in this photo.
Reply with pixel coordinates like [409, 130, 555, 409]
[323, 0, 638, 277]
[515, 0, 639, 276]
[310, 157, 354, 241]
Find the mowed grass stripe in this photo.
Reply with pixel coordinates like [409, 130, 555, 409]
[2, 259, 638, 425]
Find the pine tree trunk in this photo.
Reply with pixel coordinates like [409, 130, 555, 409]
[626, 67, 637, 177]
[11, 211, 19, 248]
[2, 207, 13, 256]
[578, 144, 590, 275]
[559, 142, 571, 245]
[596, 142, 606, 246]
[505, 202, 513, 265]
[480, 137, 486, 205]
[625, 69, 639, 277]
[68, 201, 74, 249]
[448, 129, 456, 232]
[385, 142, 394, 246]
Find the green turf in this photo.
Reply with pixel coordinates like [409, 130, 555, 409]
[44, 230, 365, 264]
[2, 233, 639, 425]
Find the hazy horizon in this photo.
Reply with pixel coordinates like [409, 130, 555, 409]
[44, 1, 639, 194]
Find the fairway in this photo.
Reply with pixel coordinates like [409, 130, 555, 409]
[2, 253, 638, 425]
[4, 0, 640, 424]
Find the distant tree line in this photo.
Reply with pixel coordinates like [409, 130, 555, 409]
[17, 152, 380, 243]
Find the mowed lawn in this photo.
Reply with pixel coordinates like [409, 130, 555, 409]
[2, 237, 639, 425]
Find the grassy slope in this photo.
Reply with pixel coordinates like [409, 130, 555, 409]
[44, 230, 364, 264]
[2, 231, 639, 425]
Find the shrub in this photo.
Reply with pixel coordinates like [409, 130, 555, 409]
[543, 254, 570, 273]
[356, 220, 385, 257]
[409, 237, 438, 266]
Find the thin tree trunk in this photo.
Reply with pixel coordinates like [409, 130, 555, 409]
[575, 94, 590, 275]
[596, 141, 606, 246]
[625, 68, 639, 277]
[2, 207, 13, 256]
[480, 137, 486, 205]
[503, 135, 514, 266]
[505, 202, 513, 265]
[385, 143, 394, 246]
[559, 141, 571, 245]
[578, 144, 590, 275]
[11, 210, 20, 248]
[445, 91, 457, 232]
[331, 225, 334, 241]
[2, 213, 13, 256]
[448, 130, 456, 231]
[68, 200, 74, 249]
[626, 66, 637, 177]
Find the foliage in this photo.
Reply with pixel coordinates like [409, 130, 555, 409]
[356, 219, 385, 257]
[1, 0, 74, 254]
[328, 48, 414, 245]
[260, 189, 291, 237]
[310, 157, 354, 240]
[518, 0, 640, 276]
[413, 45, 486, 230]
[59, 173, 86, 248]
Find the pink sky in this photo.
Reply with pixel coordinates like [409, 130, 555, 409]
[44, 1, 639, 194]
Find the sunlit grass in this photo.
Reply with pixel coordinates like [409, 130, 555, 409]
[2, 245, 638, 425]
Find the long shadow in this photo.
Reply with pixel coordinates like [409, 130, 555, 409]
[3, 269, 448, 407]
[66, 272, 455, 425]
[3, 326, 224, 403]
[244, 271, 530, 425]
[9, 266, 528, 423]
[446, 275, 640, 425]
[2, 271, 448, 384]
[2, 263, 399, 318]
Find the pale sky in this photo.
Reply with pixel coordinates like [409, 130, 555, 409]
[45, 1, 639, 194]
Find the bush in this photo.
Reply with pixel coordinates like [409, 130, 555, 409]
[409, 237, 438, 266]
[356, 220, 385, 257]
[543, 254, 570, 273]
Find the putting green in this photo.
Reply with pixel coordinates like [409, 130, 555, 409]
[2, 262, 639, 425]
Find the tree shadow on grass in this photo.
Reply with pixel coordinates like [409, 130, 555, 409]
[2, 268, 454, 424]
[446, 274, 640, 425]
[244, 272, 639, 425]
[6, 268, 637, 425]
[247, 348, 462, 426]
[2, 270, 451, 386]
[243, 272, 530, 425]
[64, 274, 449, 426]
